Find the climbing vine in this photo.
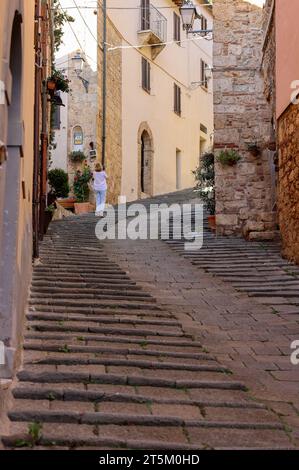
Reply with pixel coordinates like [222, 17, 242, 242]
[52, 0, 75, 52]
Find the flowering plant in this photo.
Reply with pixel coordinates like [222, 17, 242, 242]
[193, 152, 215, 215]
[73, 164, 92, 202]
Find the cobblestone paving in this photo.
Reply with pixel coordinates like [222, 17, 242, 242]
[2, 190, 299, 449]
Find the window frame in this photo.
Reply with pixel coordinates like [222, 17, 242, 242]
[200, 59, 208, 89]
[173, 12, 181, 45]
[142, 57, 151, 94]
[174, 83, 181, 116]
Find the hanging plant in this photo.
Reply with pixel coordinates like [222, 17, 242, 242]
[247, 143, 261, 156]
[47, 69, 70, 93]
[217, 149, 241, 166]
[69, 151, 86, 163]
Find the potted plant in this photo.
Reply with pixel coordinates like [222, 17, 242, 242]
[73, 165, 93, 214]
[247, 142, 261, 156]
[48, 168, 75, 211]
[69, 150, 86, 164]
[47, 69, 70, 93]
[217, 148, 241, 166]
[47, 79, 56, 91]
[193, 152, 216, 231]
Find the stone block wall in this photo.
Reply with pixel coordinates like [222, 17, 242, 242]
[213, 0, 277, 239]
[98, 14, 122, 205]
[278, 104, 299, 264]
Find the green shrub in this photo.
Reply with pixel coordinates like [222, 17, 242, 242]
[193, 152, 215, 215]
[73, 166, 93, 202]
[48, 168, 69, 198]
[216, 149, 241, 166]
[69, 151, 86, 163]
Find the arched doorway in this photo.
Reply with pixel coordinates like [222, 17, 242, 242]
[138, 123, 154, 197]
[0, 10, 23, 351]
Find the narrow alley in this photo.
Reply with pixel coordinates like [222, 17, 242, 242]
[2, 191, 298, 450]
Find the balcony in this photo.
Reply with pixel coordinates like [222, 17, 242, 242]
[138, 3, 167, 59]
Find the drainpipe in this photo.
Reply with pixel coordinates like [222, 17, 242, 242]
[33, 0, 42, 258]
[33, 64, 41, 258]
[39, 79, 48, 238]
[101, 0, 107, 167]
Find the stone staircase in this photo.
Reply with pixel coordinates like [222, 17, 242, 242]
[1, 193, 295, 449]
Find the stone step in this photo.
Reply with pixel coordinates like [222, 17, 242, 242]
[30, 292, 154, 302]
[12, 388, 266, 409]
[28, 306, 169, 316]
[23, 356, 228, 373]
[26, 312, 179, 327]
[24, 342, 206, 358]
[29, 300, 161, 311]
[24, 336, 203, 350]
[17, 370, 247, 391]
[27, 323, 184, 338]
[17, 365, 233, 383]
[7, 410, 284, 438]
[31, 280, 138, 289]
[33, 273, 132, 282]
[1, 427, 204, 450]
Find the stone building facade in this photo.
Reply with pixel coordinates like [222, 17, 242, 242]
[273, 0, 299, 264]
[51, 51, 97, 185]
[213, 0, 277, 240]
[97, 14, 122, 205]
[277, 105, 299, 264]
[98, 0, 214, 204]
[0, 0, 53, 430]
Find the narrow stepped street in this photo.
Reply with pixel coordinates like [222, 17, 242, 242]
[2, 190, 299, 449]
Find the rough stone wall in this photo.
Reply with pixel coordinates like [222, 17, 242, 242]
[67, 54, 98, 183]
[277, 104, 299, 264]
[213, 0, 277, 240]
[98, 14, 122, 205]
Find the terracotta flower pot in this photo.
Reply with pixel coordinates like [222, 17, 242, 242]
[47, 80, 56, 91]
[208, 215, 216, 231]
[57, 197, 76, 211]
[74, 202, 93, 215]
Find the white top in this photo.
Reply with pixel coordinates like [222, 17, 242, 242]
[93, 171, 107, 191]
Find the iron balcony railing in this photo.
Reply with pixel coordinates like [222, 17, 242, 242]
[140, 2, 167, 43]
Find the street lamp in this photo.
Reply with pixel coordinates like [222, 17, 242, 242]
[179, 0, 213, 35]
[72, 52, 89, 93]
[180, 0, 197, 31]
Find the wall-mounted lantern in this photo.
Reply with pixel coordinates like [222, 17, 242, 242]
[72, 52, 89, 93]
[180, 0, 213, 35]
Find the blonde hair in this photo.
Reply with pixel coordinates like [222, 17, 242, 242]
[95, 162, 103, 172]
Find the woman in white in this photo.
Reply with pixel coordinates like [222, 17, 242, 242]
[93, 162, 108, 217]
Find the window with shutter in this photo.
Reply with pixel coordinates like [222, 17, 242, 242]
[141, 0, 150, 31]
[142, 57, 151, 93]
[52, 92, 61, 130]
[173, 13, 181, 44]
[200, 60, 208, 89]
[201, 16, 207, 32]
[174, 83, 181, 116]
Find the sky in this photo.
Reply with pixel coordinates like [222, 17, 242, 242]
[57, 0, 98, 70]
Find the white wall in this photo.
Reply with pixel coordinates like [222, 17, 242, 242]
[107, 0, 214, 200]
